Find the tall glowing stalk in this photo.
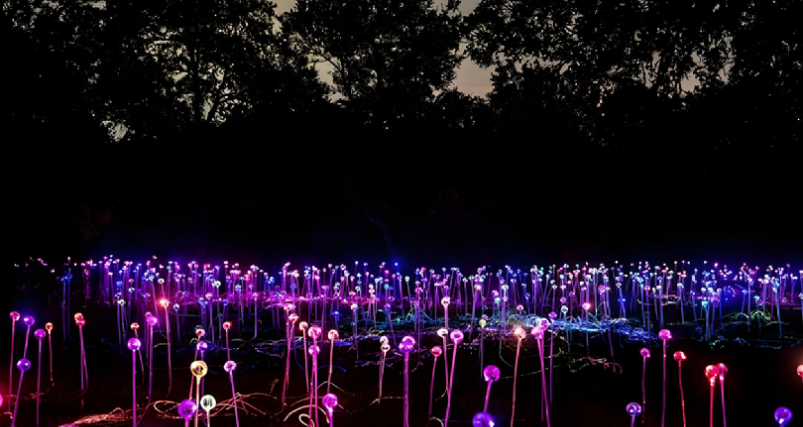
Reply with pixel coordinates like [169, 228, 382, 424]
[674, 352, 687, 427]
[482, 365, 500, 412]
[717, 363, 728, 427]
[640, 348, 650, 424]
[190, 361, 208, 427]
[510, 326, 526, 427]
[282, 312, 298, 409]
[533, 325, 551, 427]
[444, 330, 464, 427]
[299, 322, 310, 394]
[160, 299, 173, 395]
[437, 328, 450, 393]
[328, 330, 339, 395]
[10, 359, 31, 427]
[34, 329, 45, 427]
[45, 323, 54, 385]
[308, 325, 322, 427]
[398, 336, 416, 427]
[75, 313, 88, 395]
[378, 337, 389, 407]
[128, 338, 142, 427]
[658, 329, 672, 427]
[224, 361, 240, 427]
[705, 365, 717, 427]
[223, 321, 232, 361]
[428, 346, 442, 418]
[8, 311, 20, 414]
[146, 314, 157, 405]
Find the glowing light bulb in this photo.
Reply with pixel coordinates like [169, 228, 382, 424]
[224, 361, 237, 373]
[472, 411, 495, 427]
[127, 338, 141, 351]
[16, 359, 31, 372]
[190, 361, 208, 378]
[23, 316, 35, 327]
[774, 407, 793, 427]
[200, 395, 216, 412]
[10, 312, 20, 321]
[627, 402, 642, 416]
[483, 365, 500, 382]
[177, 399, 197, 420]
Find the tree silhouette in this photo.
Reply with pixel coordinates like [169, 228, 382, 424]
[282, 0, 464, 129]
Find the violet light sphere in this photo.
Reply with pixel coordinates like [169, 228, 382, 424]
[17, 359, 31, 372]
[774, 407, 793, 426]
[127, 338, 141, 351]
[431, 346, 442, 357]
[322, 393, 338, 411]
[626, 402, 642, 416]
[472, 411, 495, 427]
[309, 325, 322, 340]
[640, 348, 651, 358]
[23, 316, 35, 327]
[196, 341, 208, 352]
[177, 399, 197, 420]
[146, 316, 157, 326]
[483, 365, 500, 383]
[34, 329, 47, 340]
[308, 344, 320, 356]
[224, 361, 237, 373]
[658, 329, 672, 340]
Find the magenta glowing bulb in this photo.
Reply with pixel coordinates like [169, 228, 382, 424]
[627, 402, 642, 417]
[178, 399, 197, 420]
[34, 329, 46, 340]
[322, 393, 337, 411]
[308, 344, 320, 356]
[472, 411, 495, 427]
[224, 361, 237, 373]
[309, 325, 322, 340]
[128, 338, 141, 351]
[797, 365, 803, 382]
[398, 337, 415, 353]
[673, 351, 687, 362]
[774, 407, 793, 427]
[659, 329, 672, 340]
[483, 365, 500, 382]
[24, 316, 35, 327]
[450, 330, 464, 344]
[10, 312, 20, 321]
[196, 341, 208, 352]
[716, 363, 727, 382]
[640, 348, 651, 358]
[328, 330, 339, 341]
[146, 316, 157, 326]
[431, 346, 442, 358]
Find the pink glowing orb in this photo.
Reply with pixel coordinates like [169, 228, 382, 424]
[398, 336, 416, 354]
[450, 329, 464, 344]
[10, 312, 20, 322]
[177, 399, 197, 420]
[774, 407, 793, 426]
[299, 321, 308, 331]
[45, 322, 53, 332]
[441, 297, 450, 306]
[224, 360, 237, 373]
[659, 329, 673, 340]
[159, 299, 169, 309]
[195, 328, 205, 338]
[483, 365, 500, 383]
[381, 342, 391, 352]
[34, 329, 46, 340]
[582, 302, 592, 311]
[74, 312, 83, 320]
[513, 326, 526, 340]
[309, 325, 322, 340]
[223, 321, 232, 330]
[717, 363, 728, 381]
[548, 311, 558, 320]
[328, 330, 339, 341]
[308, 344, 320, 356]
[75, 318, 86, 327]
[673, 351, 687, 362]
[437, 328, 448, 337]
[23, 316, 35, 327]
[797, 365, 803, 378]
[196, 341, 208, 352]
[146, 316, 157, 326]
[705, 365, 718, 385]
[17, 359, 31, 372]
[322, 393, 338, 411]
[639, 348, 651, 358]
[289, 313, 299, 323]
[626, 402, 642, 417]
[431, 346, 442, 358]
[127, 338, 141, 351]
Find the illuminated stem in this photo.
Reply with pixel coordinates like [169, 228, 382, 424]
[403, 352, 410, 427]
[282, 320, 290, 408]
[662, 339, 667, 427]
[442, 335, 450, 393]
[537, 336, 551, 427]
[47, 333, 53, 385]
[194, 377, 201, 427]
[10, 369, 25, 427]
[510, 338, 521, 427]
[641, 356, 647, 425]
[428, 357, 437, 418]
[164, 307, 172, 396]
[228, 372, 240, 427]
[720, 379, 727, 427]
[302, 334, 309, 394]
[678, 362, 686, 427]
[378, 351, 385, 407]
[445, 340, 458, 426]
[328, 338, 335, 395]
[9, 318, 16, 413]
[37, 340, 42, 427]
[483, 380, 492, 412]
[132, 348, 137, 427]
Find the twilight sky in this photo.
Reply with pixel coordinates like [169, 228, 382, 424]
[275, 0, 495, 96]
